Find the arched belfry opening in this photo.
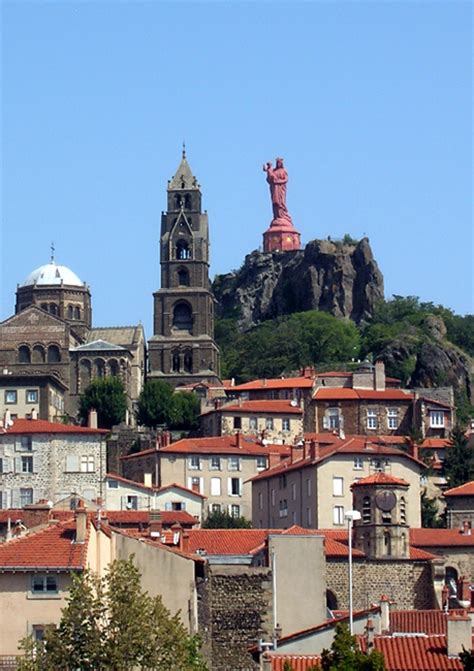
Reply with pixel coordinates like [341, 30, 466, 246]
[176, 239, 191, 260]
[172, 302, 193, 333]
[177, 268, 190, 287]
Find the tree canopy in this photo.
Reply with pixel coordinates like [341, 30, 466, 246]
[202, 510, 252, 529]
[136, 379, 200, 430]
[78, 376, 127, 429]
[443, 427, 474, 489]
[18, 557, 207, 671]
[319, 622, 386, 671]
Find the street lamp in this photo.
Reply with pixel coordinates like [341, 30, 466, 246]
[345, 509, 361, 635]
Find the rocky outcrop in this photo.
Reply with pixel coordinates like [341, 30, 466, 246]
[213, 237, 384, 329]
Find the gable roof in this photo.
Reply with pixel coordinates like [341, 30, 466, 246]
[0, 518, 89, 570]
[106, 509, 198, 527]
[313, 388, 414, 401]
[389, 609, 466, 635]
[0, 418, 109, 435]
[230, 376, 314, 391]
[351, 472, 410, 487]
[0, 305, 67, 329]
[88, 325, 143, 348]
[444, 481, 474, 497]
[410, 528, 474, 547]
[71, 339, 128, 352]
[359, 634, 469, 671]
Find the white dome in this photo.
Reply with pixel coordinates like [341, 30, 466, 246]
[21, 262, 83, 287]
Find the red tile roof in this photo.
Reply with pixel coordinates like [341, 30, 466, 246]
[0, 518, 89, 569]
[105, 474, 208, 499]
[420, 438, 451, 449]
[106, 472, 155, 492]
[105, 510, 198, 527]
[351, 472, 409, 487]
[267, 655, 321, 671]
[218, 400, 302, 414]
[444, 481, 474, 497]
[410, 528, 474, 547]
[360, 634, 470, 670]
[389, 609, 465, 635]
[231, 376, 314, 391]
[157, 435, 289, 457]
[313, 388, 414, 401]
[1, 418, 108, 435]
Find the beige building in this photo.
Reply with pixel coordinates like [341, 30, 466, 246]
[121, 434, 290, 521]
[251, 436, 423, 530]
[0, 374, 67, 423]
[200, 399, 303, 444]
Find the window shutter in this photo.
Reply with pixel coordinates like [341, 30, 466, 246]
[187, 477, 192, 490]
[239, 479, 243, 496]
[66, 455, 79, 472]
[33, 488, 42, 504]
[2, 489, 10, 508]
[3, 457, 11, 473]
[181, 501, 186, 510]
[323, 416, 329, 429]
[11, 489, 20, 508]
[165, 502, 172, 511]
[32, 455, 38, 473]
[199, 477, 204, 494]
[227, 478, 232, 496]
[120, 496, 127, 510]
[14, 457, 22, 473]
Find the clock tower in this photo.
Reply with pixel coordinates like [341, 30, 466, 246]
[147, 150, 221, 387]
[351, 472, 410, 560]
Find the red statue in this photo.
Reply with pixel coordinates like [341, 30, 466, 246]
[263, 158, 293, 225]
[262, 157, 301, 253]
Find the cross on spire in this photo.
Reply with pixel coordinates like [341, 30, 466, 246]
[50, 242, 55, 263]
[182, 141, 186, 159]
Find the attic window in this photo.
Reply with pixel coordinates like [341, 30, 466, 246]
[31, 575, 58, 595]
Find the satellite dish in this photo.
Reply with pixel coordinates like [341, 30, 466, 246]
[290, 400, 298, 407]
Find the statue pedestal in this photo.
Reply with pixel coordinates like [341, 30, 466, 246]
[263, 219, 302, 253]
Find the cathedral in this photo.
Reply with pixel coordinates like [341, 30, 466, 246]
[0, 152, 220, 423]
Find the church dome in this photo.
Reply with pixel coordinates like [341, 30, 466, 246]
[21, 261, 83, 287]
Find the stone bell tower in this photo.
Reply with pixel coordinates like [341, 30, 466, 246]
[147, 150, 220, 386]
[351, 472, 410, 560]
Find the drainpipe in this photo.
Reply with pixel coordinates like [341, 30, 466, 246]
[271, 547, 278, 650]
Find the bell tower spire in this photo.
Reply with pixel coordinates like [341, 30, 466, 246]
[148, 151, 220, 386]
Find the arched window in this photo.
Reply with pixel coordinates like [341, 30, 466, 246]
[400, 496, 407, 524]
[67, 305, 74, 319]
[109, 359, 119, 377]
[174, 194, 182, 209]
[40, 303, 48, 312]
[172, 350, 180, 372]
[80, 359, 91, 389]
[75, 306, 81, 320]
[18, 345, 31, 364]
[445, 566, 459, 599]
[176, 239, 191, 260]
[326, 590, 338, 611]
[184, 194, 192, 209]
[183, 349, 192, 373]
[47, 345, 61, 363]
[362, 496, 371, 524]
[172, 303, 192, 333]
[32, 345, 45, 364]
[384, 531, 392, 556]
[49, 304, 58, 316]
[94, 359, 105, 378]
[177, 268, 190, 287]
[401, 532, 407, 555]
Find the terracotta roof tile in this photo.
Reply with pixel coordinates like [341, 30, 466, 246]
[444, 481, 474, 497]
[231, 377, 314, 391]
[218, 400, 302, 414]
[410, 528, 474, 547]
[106, 510, 198, 527]
[420, 438, 451, 449]
[1, 418, 108, 435]
[389, 609, 465, 635]
[0, 518, 88, 569]
[268, 655, 321, 671]
[313, 388, 414, 401]
[360, 634, 470, 670]
[351, 472, 410, 487]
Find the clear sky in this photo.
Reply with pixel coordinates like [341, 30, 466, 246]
[1, 1, 472, 340]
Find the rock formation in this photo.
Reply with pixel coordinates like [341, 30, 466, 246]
[213, 237, 384, 329]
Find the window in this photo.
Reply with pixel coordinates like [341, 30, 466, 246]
[256, 456, 266, 471]
[210, 456, 221, 471]
[210, 477, 221, 496]
[258, 492, 263, 509]
[282, 418, 291, 431]
[22, 456, 33, 473]
[353, 457, 363, 470]
[291, 482, 297, 501]
[20, 488, 33, 507]
[31, 575, 58, 595]
[16, 436, 32, 451]
[18, 345, 31, 363]
[229, 478, 241, 496]
[230, 504, 240, 518]
[0, 458, 3, 474]
[400, 496, 407, 524]
[327, 407, 340, 430]
[26, 389, 39, 404]
[233, 417, 242, 429]
[362, 496, 371, 524]
[171, 501, 184, 511]
[80, 456, 95, 473]
[210, 503, 221, 513]
[190, 477, 201, 493]
[271, 489, 275, 505]
[177, 268, 190, 286]
[306, 478, 312, 496]
[387, 409, 398, 430]
[32, 625, 46, 642]
[189, 456, 201, 470]
[249, 417, 258, 431]
[107, 480, 119, 489]
[265, 417, 274, 430]
[5, 390, 17, 404]
[279, 499, 288, 518]
[367, 410, 377, 430]
[333, 477, 344, 497]
[307, 507, 312, 526]
[126, 495, 138, 510]
[430, 411, 445, 428]
[333, 505, 345, 526]
[47, 345, 61, 363]
[228, 456, 241, 471]
[279, 474, 287, 489]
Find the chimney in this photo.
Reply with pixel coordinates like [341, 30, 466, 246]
[143, 472, 153, 488]
[4, 409, 12, 428]
[262, 379, 267, 387]
[163, 431, 171, 448]
[182, 530, 190, 553]
[303, 439, 311, 460]
[374, 360, 386, 391]
[236, 431, 242, 449]
[75, 501, 87, 543]
[365, 618, 375, 650]
[457, 576, 472, 607]
[88, 409, 98, 429]
[149, 510, 163, 539]
[447, 614, 472, 658]
[410, 441, 419, 462]
[268, 451, 281, 468]
[291, 443, 304, 463]
[31, 408, 38, 420]
[379, 595, 391, 632]
[238, 397, 243, 407]
[171, 522, 182, 547]
[309, 440, 319, 460]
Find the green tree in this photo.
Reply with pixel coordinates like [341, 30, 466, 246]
[202, 510, 252, 529]
[320, 623, 385, 671]
[78, 377, 127, 429]
[460, 646, 474, 670]
[18, 557, 207, 671]
[136, 380, 200, 430]
[443, 427, 474, 488]
[421, 491, 445, 528]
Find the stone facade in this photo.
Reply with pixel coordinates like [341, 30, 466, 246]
[148, 151, 220, 386]
[326, 557, 435, 611]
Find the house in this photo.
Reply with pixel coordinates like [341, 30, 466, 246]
[200, 399, 303, 444]
[444, 481, 474, 529]
[250, 435, 423, 529]
[0, 373, 67, 422]
[0, 418, 108, 508]
[121, 434, 290, 521]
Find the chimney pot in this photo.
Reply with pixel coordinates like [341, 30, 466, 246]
[75, 502, 87, 543]
[88, 409, 98, 429]
[447, 614, 472, 657]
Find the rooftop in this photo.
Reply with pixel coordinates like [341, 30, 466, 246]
[351, 472, 410, 487]
[21, 261, 83, 288]
[444, 481, 474, 497]
[218, 400, 302, 414]
[0, 418, 109, 435]
[313, 388, 414, 401]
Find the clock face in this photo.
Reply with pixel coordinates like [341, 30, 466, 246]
[375, 490, 397, 512]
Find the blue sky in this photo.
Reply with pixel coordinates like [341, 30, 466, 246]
[1, 1, 472, 339]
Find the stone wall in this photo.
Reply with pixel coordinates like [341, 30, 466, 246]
[326, 558, 435, 611]
[199, 566, 273, 671]
[107, 425, 155, 475]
